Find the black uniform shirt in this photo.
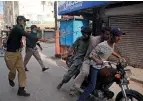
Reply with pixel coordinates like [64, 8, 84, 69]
[7, 25, 38, 52]
[26, 32, 39, 48]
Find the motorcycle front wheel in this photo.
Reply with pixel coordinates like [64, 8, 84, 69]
[115, 89, 143, 101]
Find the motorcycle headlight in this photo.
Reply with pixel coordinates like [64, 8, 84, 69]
[124, 69, 132, 78]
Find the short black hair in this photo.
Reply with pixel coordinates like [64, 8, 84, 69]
[81, 26, 92, 35]
[101, 27, 111, 34]
[31, 25, 37, 30]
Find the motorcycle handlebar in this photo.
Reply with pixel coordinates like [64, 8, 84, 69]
[103, 61, 117, 65]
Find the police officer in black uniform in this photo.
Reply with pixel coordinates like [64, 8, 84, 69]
[5, 16, 47, 97]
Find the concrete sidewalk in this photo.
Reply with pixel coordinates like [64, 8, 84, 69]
[127, 67, 143, 84]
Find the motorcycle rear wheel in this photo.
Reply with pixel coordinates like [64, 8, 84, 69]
[115, 89, 143, 101]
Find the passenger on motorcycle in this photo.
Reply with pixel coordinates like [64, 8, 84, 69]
[70, 27, 111, 92]
[77, 28, 125, 101]
[57, 26, 92, 90]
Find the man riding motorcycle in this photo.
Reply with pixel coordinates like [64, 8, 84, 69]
[77, 28, 125, 101]
[57, 26, 92, 90]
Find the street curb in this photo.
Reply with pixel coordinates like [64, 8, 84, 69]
[130, 78, 143, 84]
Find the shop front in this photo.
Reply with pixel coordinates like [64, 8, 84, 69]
[58, 1, 143, 68]
[57, 1, 111, 59]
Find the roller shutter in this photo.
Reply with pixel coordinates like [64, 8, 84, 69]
[109, 14, 143, 68]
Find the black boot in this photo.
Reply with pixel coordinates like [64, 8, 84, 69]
[17, 87, 30, 97]
[25, 68, 29, 71]
[42, 67, 49, 72]
[57, 81, 64, 90]
[9, 79, 15, 87]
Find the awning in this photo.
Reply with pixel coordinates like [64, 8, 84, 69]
[58, 1, 110, 15]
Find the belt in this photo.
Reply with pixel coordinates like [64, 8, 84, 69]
[7, 49, 21, 52]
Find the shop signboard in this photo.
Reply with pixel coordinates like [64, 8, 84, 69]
[58, 1, 109, 15]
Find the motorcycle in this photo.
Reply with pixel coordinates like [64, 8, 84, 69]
[78, 59, 143, 101]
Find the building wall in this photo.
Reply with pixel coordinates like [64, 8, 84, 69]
[0, 1, 4, 30]
[3, 1, 19, 27]
[105, 3, 143, 16]
[19, 1, 55, 29]
[106, 3, 143, 68]
[0, 14, 3, 23]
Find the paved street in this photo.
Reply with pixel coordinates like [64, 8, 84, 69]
[0, 43, 143, 101]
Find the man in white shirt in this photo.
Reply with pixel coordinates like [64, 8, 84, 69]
[77, 28, 125, 101]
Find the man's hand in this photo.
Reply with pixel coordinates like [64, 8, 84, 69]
[120, 57, 126, 62]
[67, 47, 75, 56]
[96, 59, 103, 65]
[91, 56, 103, 65]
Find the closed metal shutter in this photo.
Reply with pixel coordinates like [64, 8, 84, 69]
[109, 14, 143, 68]
[43, 31, 55, 42]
